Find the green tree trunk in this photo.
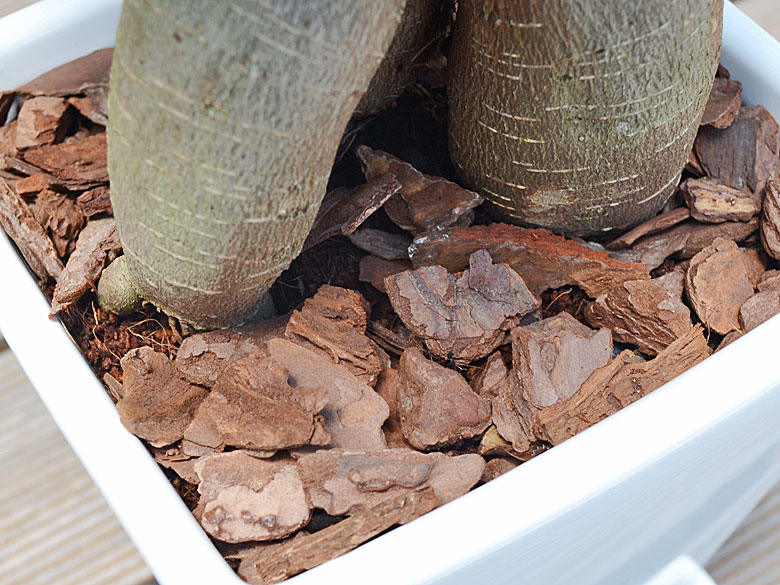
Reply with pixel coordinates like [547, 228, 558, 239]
[448, 0, 723, 237]
[107, 0, 403, 329]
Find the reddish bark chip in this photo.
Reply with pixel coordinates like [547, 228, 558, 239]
[302, 173, 401, 250]
[357, 145, 483, 233]
[374, 367, 408, 448]
[606, 207, 691, 250]
[758, 270, 780, 293]
[512, 313, 613, 409]
[536, 327, 711, 444]
[50, 217, 122, 315]
[0, 178, 63, 280]
[347, 227, 412, 261]
[481, 457, 519, 483]
[741, 248, 768, 289]
[68, 89, 108, 126]
[285, 285, 381, 386]
[175, 316, 288, 387]
[14, 173, 54, 197]
[194, 451, 310, 543]
[23, 133, 108, 186]
[16, 48, 112, 96]
[184, 353, 329, 452]
[410, 224, 650, 297]
[471, 351, 509, 402]
[14, 96, 72, 150]
[700, 77, 743, 129]
[268, 338, 389, 451]
[386, 250, 539, 362]
[29, 189, 85, 257]
[117, 347, 209, 447]
[681, 177, 760, 223]
[491, 373, 538, 458]
[685, 238, 755, 334]
[761, 179, 780, 260]
[584, 272, 693, 356]
[76, 185, 112, 217]
[396, 348, 491, 449]
[693, 105, 780, 205]
[739, 290, 780, 332]
[358, 255, 411, 293]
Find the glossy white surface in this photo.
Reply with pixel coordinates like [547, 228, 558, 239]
[1, 2, 779, 584]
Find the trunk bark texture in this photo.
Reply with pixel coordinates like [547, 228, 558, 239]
[448, 0, 723, 237]
[108, 0, 403, 329]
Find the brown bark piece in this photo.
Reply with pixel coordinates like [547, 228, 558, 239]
[512, 313, 613, 409]
[194, 451, 310, 543]
[739, 290, 780, 332]
[358, 255, 411, 293]
[741, 248, 767, 288]
[374, 367, 408, 448]
[758, 270, 780, 293]
[267, 338, 389, 451]
[297, 448, 484, 516]
[584, 272, 693, 356]
[15, 173, 54, 197]
[302, 173, 401, 250]
[117, 347, 209, 447]
[23, 133, 108, 185]
[761, 179, 780, 260]
[396, 348, 491, 449]
[76, 185, 112, 217]
[184, 353, 328, 452]
[286, 285, 381, 386]
[386, 250, 540, 362]
[14, 96, 72, 150]
[175, 316, 288, 387]
[606, 207, 691, 250]
[68, 88, 109, 126]
[29, 189, 85, 257]
[50, 217, 122, 315]
[16, 48, 113, 96]
[628, 218, 760, 270]
[357, 145, 483, 233]
[481, 457, 520, 483]
[151, 444, 199, 484]
[700, 77, 743, 129]
[536, 327, 711, 444]
[471, 351, 509, 402]
[681, 177, 760, 223]
[347, 227, 412, 261]
[410, 224, 650, 297]
[0, 120, 18, 158]
[693, 105, 780, 205]
[685, 238, 755, 334]
[240, 487, 436, 585]
[0, 178, 63, 281]
[491, 375, 538, 458]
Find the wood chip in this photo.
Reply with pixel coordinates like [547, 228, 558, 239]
[117, 347, 209, 447]
[490, 372, 538, 457]
[50, 217, 121, 315]
[358, 255, 411, 293]
[481, 457, 520, 483]
[29, 188, 85, 257]
[184, 353, 329, 452]
[584, 272, 694, 356]
[238, 487, 436, 585]
[373, 367, 408, 448]
[758, 269, 780, 293]
[471, 351, 509, 402]
[681, 177, 760, 223]
[410, 224, 650, 297]
[739, 290, 780, 332]
[194, 451, 310, 543]
[685, 238, 755, 334]
[700, 77, 743, 129]
[761, 179, 780, 260]
[357, 145, 483, 233]
[741, 248, 767, 288]
[267, 338, 389, 451]
[285, 285, 381, 386]
[693, 105, 780, 205]
[76, 185, 112, 217]
[302, 173, 401, 250]
[14, 96, 72, 150]
[387, 250, 539, 362]
[16, 48, 113, 96]
[396, 348, 491, 449]
[0, 177, 63, 280]
[606, 207, 692, 250]
[15, 173, 54, 197]
[68, 86, 108, 126]
[535, 327, 711, 444]
[347, 227, 412, 261]
[23, 133, 108, 186]
[512, 313, 612, 409]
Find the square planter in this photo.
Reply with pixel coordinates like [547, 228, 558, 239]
[2, 2, 780, 584]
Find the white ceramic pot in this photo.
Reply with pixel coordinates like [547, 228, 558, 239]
[1, 2, 779, 584]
